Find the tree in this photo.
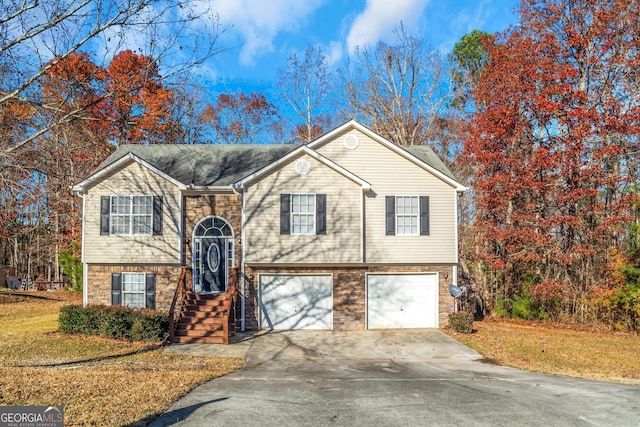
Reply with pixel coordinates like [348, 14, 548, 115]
[0, 47, 187, 282]
[446, 30, 494, 294]
[277, 45, 333, 143]
[107, 50, 175, 144]
[0, 0, 221, 153]
[339, 24, 454, 145]
[450, 29, 492, 109]
[465, 0, 640, 321]
[200, 91, 282, 144]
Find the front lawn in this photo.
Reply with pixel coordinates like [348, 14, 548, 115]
[0, 289, 243, 426]
[445, 317, 640, 384]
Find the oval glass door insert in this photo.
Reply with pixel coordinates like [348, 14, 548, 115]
[207, 244, 220, 272]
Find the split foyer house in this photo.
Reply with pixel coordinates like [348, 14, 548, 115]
[73, 120, 466, 343]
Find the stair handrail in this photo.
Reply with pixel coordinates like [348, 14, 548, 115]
[169, 267, 191, 342]
[226, 268, 239, 336]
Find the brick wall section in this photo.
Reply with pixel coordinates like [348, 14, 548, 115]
[86, 264, 182, 310]
[243, 264, 454, 331]
[182, 195, 242, 267]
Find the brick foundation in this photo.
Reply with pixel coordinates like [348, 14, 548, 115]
[86, 264, 182, 310]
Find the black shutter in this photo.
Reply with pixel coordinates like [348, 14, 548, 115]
[280, 194, 290, 235]
[385, 196, 395, 235]
[420, 196, 430, 236]
[100, 196, 110, 235]
[316, 194, 326, 235]
[145, 273, 156, 310]
[111, 273, 122, 305]
[152, 196, 163, 235]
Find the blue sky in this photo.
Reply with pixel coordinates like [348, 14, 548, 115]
[198, 0, 520, 92]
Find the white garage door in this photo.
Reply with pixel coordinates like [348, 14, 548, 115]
[260, 274, 332, 330]
[367, 274, 438, 329]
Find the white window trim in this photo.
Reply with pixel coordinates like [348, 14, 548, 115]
[122, 272, 145, 308]
[395, 195, 419, 236]
[291, 193, 316, 235]
[110, 195, 153, 236]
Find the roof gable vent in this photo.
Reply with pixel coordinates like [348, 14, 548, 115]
[295, 159, 311, 175]
[344, 134, 359, 150]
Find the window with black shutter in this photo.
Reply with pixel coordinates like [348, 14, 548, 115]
[386, 195, 430, 236]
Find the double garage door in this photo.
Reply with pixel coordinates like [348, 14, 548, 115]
[259, 273, 439, 330]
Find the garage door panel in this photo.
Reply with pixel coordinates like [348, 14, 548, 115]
[367, 274, 438, 329]
[260, 275, 332, 330]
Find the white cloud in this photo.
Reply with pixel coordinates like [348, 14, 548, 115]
[211, 0, 325, 66]
[324, 41, 344, 68]
[346, 0, 430, 52]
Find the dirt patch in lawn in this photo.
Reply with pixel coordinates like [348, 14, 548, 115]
[0, 289, 243, 426]
[444, 317, 640, 384]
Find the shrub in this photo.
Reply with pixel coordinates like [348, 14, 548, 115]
[493, 293, 550, 321]
[494, 296, 509, 318]
[449, 311, 474, 333]
[58, 243, 83, 292]
[59, 305, 168, 342]
[131, 310, 169, 341]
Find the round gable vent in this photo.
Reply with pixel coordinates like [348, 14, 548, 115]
[344, 134, 359, 149]
[295, 159, 311, 175]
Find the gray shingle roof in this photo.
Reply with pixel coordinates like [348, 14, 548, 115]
[94, 142, 457, 188]
[401, 145, 457, 181]
[97, 144, 297, 187]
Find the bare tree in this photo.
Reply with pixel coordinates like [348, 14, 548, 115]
[339, 24, 454, 145]
[0, 0, 222, 153]
[276, 45, 333, 143]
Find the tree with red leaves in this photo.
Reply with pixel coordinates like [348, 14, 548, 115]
[466, 0, 640, 319]
[107, 50, 175, 144]
[201, 91, 282, 144]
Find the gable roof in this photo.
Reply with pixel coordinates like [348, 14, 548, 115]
[74, 144, 296, 191]
[234, 145, 371, 191]
[308, 120, 466, 192]
[73, 120, 465, 193]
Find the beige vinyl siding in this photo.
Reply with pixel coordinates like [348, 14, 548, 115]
[83, 161, 181, 264]
[317, 130, 457, 264]
[245, 154, 362, 264]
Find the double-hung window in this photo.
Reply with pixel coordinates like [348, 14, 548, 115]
[386, 195, 430, 236]
[395, 196, 419, 235]
[101, 195, 162, 236]
[111, 272, 156, 309]
[122, 272, 145, 308]
[291, 194, 316, 235]
[280, 193, 326, 236]
[111, 195, 152, 235]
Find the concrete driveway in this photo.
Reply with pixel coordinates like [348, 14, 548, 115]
[151, 330, 640, 427]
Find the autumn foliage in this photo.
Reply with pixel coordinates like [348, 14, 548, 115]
[200, 91, 281, 144]
[465, 0, 640, 328]
[1, 50, 176, 284]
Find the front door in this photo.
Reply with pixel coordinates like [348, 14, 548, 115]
[198, 237, 226, 293]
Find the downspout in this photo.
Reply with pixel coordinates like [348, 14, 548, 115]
[361, 189, 366, 263]
[453, 191, 461, 292]
[79, 191, 88, 306]
[232, 184, 246, 332]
